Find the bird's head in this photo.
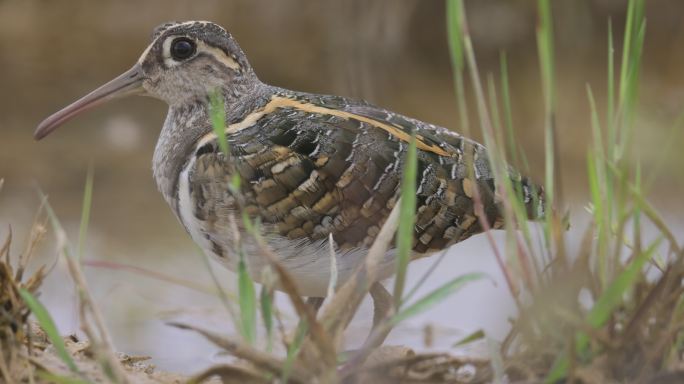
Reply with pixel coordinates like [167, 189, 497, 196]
[35, 21, 254, 140]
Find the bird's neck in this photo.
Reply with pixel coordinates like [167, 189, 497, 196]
[152, 80, 274, 214]
[153, 101, 206, 212]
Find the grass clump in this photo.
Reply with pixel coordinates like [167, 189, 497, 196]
[19, 288, 79, 373]
[0, 211, 47, 382]
[448, 0, 684, 382]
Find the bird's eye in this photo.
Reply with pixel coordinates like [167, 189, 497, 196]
[170, 38, 196, 60]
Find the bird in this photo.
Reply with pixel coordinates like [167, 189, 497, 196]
[35, 21, 543, 298]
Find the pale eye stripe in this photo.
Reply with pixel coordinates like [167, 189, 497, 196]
[200, 43, 241, 70]
[139, 21, 235, 66]
[155, 35, 241, 70]
[137, 43, 155, 64]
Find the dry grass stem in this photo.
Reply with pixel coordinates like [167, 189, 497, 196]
[338, 283, 394, 378]
[62, 237, 130, 384]
[169, 322, 310, 383]
[320, 199, 401, 340]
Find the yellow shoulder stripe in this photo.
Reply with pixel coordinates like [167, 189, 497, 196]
[196, 95, 452, 157]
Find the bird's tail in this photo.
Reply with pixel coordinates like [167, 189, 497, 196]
[513, 173, 546, 221]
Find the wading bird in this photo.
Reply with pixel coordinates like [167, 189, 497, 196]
[35, 21, 543, 306]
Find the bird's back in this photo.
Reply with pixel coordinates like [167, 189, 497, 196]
[175, 86, 544, 295]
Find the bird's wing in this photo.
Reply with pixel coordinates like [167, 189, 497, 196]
[186, 92, 542, 255]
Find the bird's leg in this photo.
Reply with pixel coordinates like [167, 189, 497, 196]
[364, 281, 393, 347]
[338, 282, 395, 375]
[306, 296, 325, 316]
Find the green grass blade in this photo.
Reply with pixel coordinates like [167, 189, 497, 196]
[446, 0, 464, 72]
[452, 329, 485, 347]
[586, 85, 611, 287]
[212, 79, 258, 346]
[632, 162, 642, 253]
[586, 241, 660, 331]
[618, 0, 635, 112]
[241, 211, 256, 235]
[282, 320, 308, 382]
[391, 273, 486, 325]
[238, 253, 257, 344]
[619, 19, 646, 157]
[500, 52, 519, 167]
[36, 371, 89, 384]
[19, 289, 79, 373]
[537, 0, 556, 203]
[229, 173, 241, 193]
[487, 74, 505, 153]
[616, 0, 645, 161]
[607, 18, 615, 147]
[618, 0, 644, 115]
[456, 0, 528, 301]
[495, 55, 540, 272]
[76, 165, 94, 261]
[446, 0, 470, 136]
[393, 133, 417, 309]
[483, 73, 538, 285]
[587, 153, 607, 285]
[259, 285, 273, 353]
[237, 212, 259, 346]
[586, 85, 605, 158]
[209, 90, 229, 156]
[537, 0, 556, 112]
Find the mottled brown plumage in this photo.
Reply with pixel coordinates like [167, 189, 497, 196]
[190, 92, 518, 252]
[35, 21, 544, 296]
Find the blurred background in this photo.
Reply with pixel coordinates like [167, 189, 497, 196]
[1, 0, 683, 374]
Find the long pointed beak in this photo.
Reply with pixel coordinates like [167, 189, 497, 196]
[34, 64, 145, 140]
